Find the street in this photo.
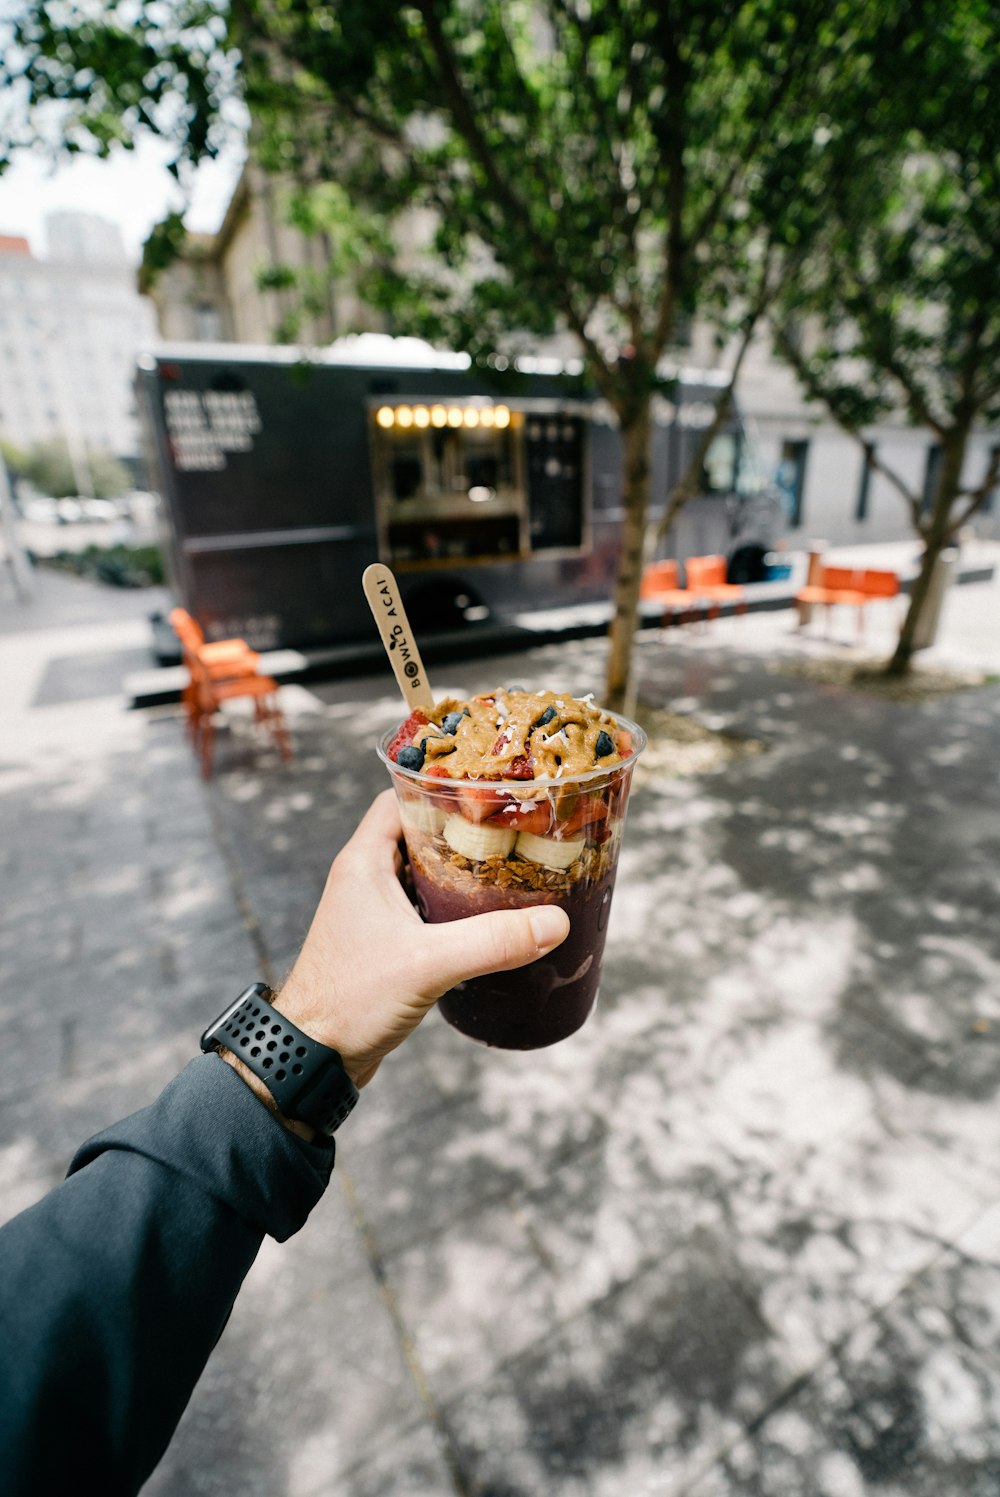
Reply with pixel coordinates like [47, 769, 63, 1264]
[2, 558, 1000, 1495]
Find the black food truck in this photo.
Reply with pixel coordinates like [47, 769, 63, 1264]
[136, 336, 777, 653]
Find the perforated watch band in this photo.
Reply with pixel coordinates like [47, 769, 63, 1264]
[201, 984, 359, 1135]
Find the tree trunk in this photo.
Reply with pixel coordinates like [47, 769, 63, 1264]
[884, 431, 967, 677]
[605, 401, 652, 716]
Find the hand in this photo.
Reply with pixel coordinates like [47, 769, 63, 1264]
[274, 789, 570, 1086]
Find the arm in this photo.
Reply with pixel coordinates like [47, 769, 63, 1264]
[0, 1056, 334, 1497]
[0, 790, 568, 1497]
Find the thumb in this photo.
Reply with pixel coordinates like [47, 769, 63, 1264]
[416, 904, 570, 1000]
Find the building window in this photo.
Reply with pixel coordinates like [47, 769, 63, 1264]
[922, 442, 943, 513]
[194, 303, 224, 342]
[777, 439, 809, 528]
[855, 444, 875, 522]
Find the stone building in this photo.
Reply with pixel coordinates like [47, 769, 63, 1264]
[0, 214, 157, 466]
[141, 161, 385, 347]
[143, 169, 998, 550]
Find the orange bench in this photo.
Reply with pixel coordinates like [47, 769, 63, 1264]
[684, 554, 747, 618]
[639, 560, 702, 627]
[796, 566, 901, 637]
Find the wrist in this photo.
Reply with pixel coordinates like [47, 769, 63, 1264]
[270, 975, 371, 1089]
[201, 984, 359, 1136]
[217, 1051, 318, 1143]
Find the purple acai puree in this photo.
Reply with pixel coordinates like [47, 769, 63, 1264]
[379, 691, 645, 1050]
[411, 857, 618, 1049]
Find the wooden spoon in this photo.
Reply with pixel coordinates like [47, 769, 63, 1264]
[361, 563, 435, 713]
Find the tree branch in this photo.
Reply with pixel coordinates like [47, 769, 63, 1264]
[546, 0, 637, 237]
[654, 253, 776, 544]
[947, 444, 1000, 537]
[844, 264, 946, 437]
[772, 322, 924, 532]
[645, 0, 691, 360]
[412, 0, 611, 386]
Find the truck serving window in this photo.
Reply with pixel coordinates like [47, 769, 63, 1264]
[371, 402, 525, 566]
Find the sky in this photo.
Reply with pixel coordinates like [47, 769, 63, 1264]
[0, 137, 244, 263]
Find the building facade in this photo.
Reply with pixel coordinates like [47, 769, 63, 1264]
[0, 214, 157, 468]
[142, 162, 387, 347]
[143, 171, 998, 551]
[680, 320, 999, 550]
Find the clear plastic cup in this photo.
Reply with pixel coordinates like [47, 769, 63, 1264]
[378, 713, 645, 1048]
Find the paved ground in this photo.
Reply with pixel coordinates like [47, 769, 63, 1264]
[2, 550, 1000, 1496]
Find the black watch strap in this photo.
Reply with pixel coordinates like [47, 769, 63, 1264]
[201, 983, 359, 1135]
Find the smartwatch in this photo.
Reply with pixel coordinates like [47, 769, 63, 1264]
[201, 983, 359, 1135]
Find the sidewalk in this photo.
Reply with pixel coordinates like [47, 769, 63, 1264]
[2, 562, 1000, 1495]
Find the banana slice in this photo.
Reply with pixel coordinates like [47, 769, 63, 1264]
[443, 813, 516, 861]
[400, 798, 445, 836]
[515, 830, 586, 869]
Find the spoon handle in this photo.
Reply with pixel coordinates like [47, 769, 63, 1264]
[362, 564, 436, 713]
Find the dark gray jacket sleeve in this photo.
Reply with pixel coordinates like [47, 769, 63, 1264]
[0, 1054, 336, 1497]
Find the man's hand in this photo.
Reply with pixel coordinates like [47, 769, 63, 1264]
[273, 790, 570, 1086]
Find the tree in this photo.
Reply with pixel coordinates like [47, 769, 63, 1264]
[771, 0, 1000, 676]
[20, 440, 130, 500]
[2, 0, 909, 706]
[0, 439, 29, 479]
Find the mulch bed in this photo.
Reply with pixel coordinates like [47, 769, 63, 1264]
[767, 655, 992, 703]
[632, 704, 765, 782]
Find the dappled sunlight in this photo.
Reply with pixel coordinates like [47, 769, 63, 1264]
[6, 596, 1000, 1496]
[926, 739, 977, 767]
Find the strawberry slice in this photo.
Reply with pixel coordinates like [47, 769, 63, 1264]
[487, 800, 553, 835]
[558, 793, 610, 838]
[505, 754, 535, 780]
[421, 760, 455, 810]
[387, 709, 431, 762]
[457, 782, 507, 823]
[616, 728, 633, 756]
[486, 739, 535, 779]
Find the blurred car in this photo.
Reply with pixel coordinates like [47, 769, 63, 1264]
[80, 498, 120, 522]
[20, 496, 60, 524]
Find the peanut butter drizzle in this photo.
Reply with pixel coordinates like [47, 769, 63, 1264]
[415, 687, 622, 780]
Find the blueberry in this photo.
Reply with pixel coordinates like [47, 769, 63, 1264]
[441, 711, 465, 734]
[507, 684, 526, 693]
[595, 730, 615, 758]
[532, 705, 557, 729]
[397, 744, 425, 771]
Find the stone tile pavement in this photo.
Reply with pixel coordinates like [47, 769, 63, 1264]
[2, 560, 1000, 1495]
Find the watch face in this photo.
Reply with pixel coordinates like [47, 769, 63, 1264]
[200, 985, 270, 1053]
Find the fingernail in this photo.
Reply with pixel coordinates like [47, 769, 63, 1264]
[529, 906, 570, 952]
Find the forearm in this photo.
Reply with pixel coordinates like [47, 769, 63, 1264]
[0, 1056, 334, 1497]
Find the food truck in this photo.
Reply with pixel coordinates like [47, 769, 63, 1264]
[136, 336, 773, 652]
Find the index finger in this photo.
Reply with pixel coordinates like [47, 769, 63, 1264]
[350, 788, 404, 856]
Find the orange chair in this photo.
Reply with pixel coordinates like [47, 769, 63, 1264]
[683, 555, 747, 619]
[169, 608, 292, 776]
[169, 608, 260, 739]
[191, 656, 293, 780]
[169, 607, 260, 675]
[639, 559, 702, 627]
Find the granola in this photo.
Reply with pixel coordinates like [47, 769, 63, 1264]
[411, 828, 617, 899]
